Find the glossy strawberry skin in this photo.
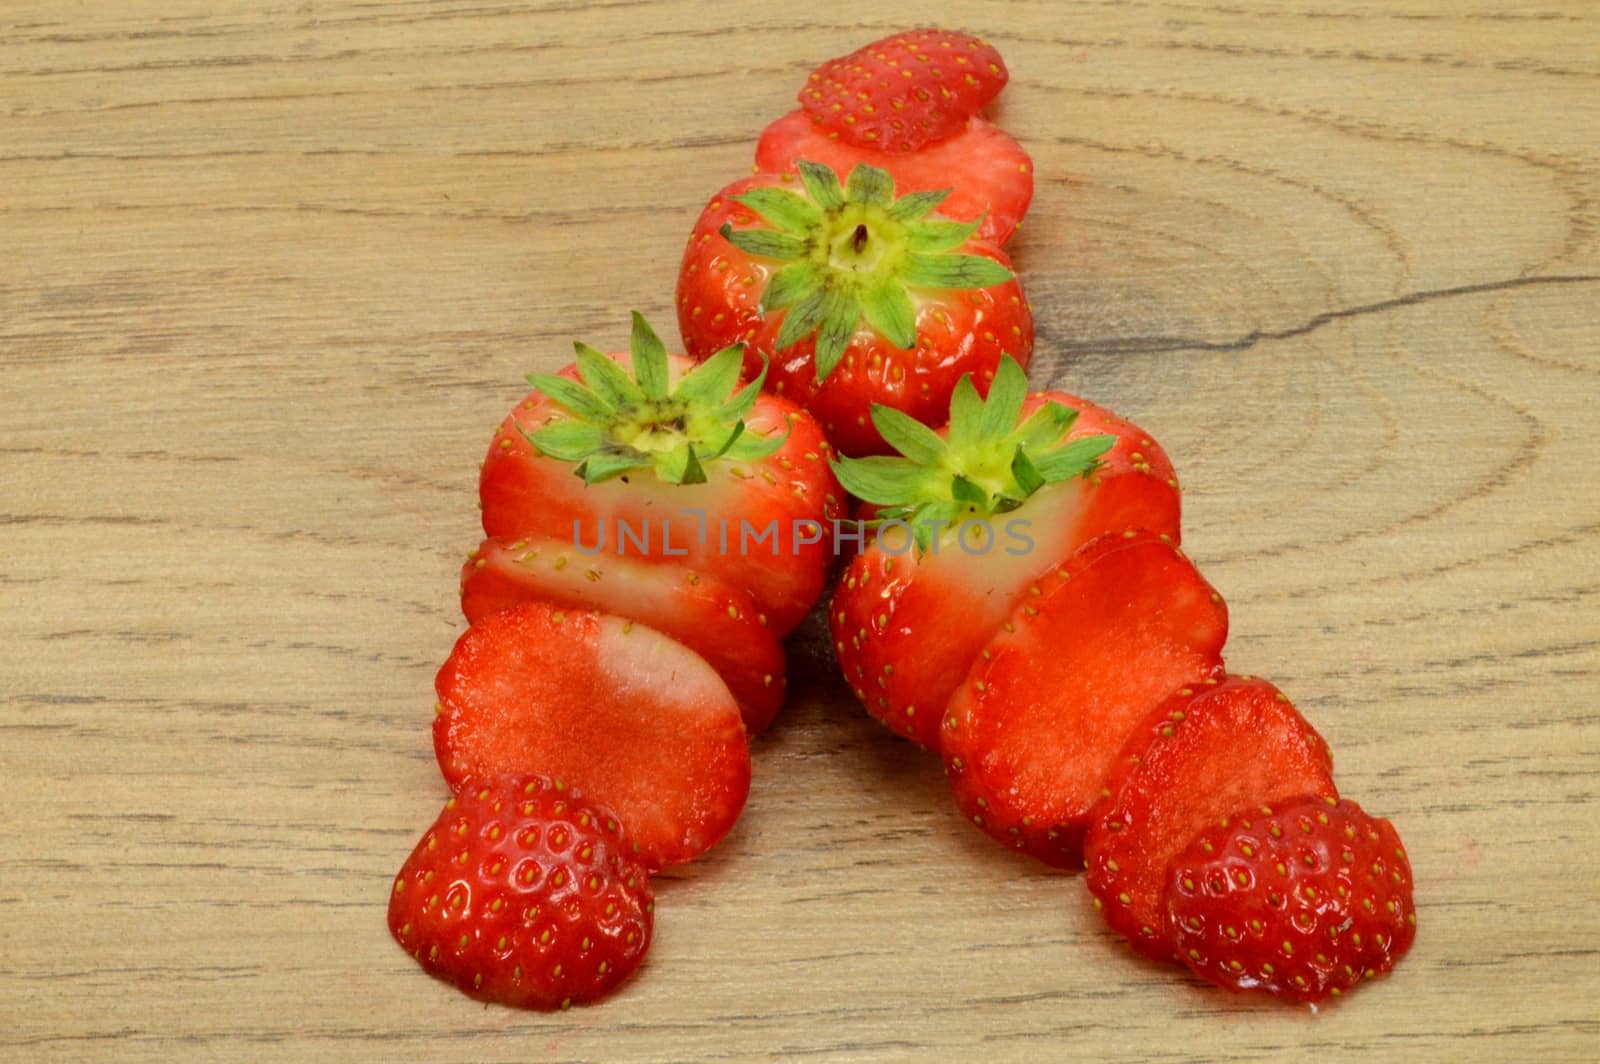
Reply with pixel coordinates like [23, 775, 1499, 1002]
[433, 602, 751, 870]
[1167, 797, 1417, 1003]
[831, 393, 1180, 750]
[756, 111, 1033, 245]
[460, 536, 786, 735]
[478, 353, 841, 637]
[1085, 676, 1338, 962]
[388, 775, 653, 1011]
[677, 174, 1032, 457]
[942, 533, 1229, 868]
[799, 29, 1009, 152]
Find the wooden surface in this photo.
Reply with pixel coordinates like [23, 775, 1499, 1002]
[3, 2, 1598, 1061]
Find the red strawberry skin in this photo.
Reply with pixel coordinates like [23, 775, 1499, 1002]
[677, 174, 1032, 457]
[1085, 676, 1338, 962]
[942, 532, 1228, 868]
[388, 775, 654, 1010]
[832, 394, 1180, 750]
[479, 352, 840, 636]
[460, 536, 786, 735]
[799, 29, 1009, 153]
[433, 602, 751, 870]
[1166, 796, 1417, 1003]
[756, 111, 1033, 246]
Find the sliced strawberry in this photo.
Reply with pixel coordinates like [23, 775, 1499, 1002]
[831, 364, 1181, 750]
[1085, 676, 1338, 962]
[756, 110, 1033, 245]
[479, 313, 841, 637]
[798, 29, 1010, 153]
[460, 536, 785, 735]
[433, 602, 750, 870]
[941, 532, 1228, 868]
[388, 774, 653, 1010]
[1166, 796, 1416, 1002]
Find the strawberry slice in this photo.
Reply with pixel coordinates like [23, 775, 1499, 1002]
[831, 358, 1181, 750]
[756, 110, 1033, 245]
[942, 532, 1228, 868]
[460, 536, 785, 735]
[798, 29, 1010, 153]
[433, 602, 750, 870]
[1166, 796, 1416, 1002]
[1085, 676, 1338, 962]
[388, 774, 654, 1010]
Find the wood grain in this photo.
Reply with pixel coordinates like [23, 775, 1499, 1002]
[3, 1, 1597, 1061]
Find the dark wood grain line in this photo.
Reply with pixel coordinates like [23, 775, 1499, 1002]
[1044, 274, 1600, 356]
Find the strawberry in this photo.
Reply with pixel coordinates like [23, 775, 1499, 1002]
[460, 536, 785, 735]
[1085, 676, 1338, 962]
[756, 112, 1033, 246]
[479, 313, 840, 637]
[678, 162, 1032, 456]
[829, 357, 1181, 750]
[1166, 796, 1417, 1003]
[388, 774, 653, 1010]
[942, 532, 1229, 867]
[433, 602, 751, 870]
[797, 29, 1010, 153]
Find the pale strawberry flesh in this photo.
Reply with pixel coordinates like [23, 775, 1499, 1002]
[460, 536, 786, 735]
[433, 603, 751, 870]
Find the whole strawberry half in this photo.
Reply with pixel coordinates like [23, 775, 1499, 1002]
[798, 29, 1009, 153]
[1085, 676, 1338, 962]
[829, 357, 1181, 750]
[678, 161, 1031, 457]
[756, 111, 1033, 246]
[388, 774, 654, 1010]
[942, 532, 1229, 868]
[460, 536, 785, 735]
[1166, 796, 1417, 1003]
[433, 602, 751, 870]
[479, 312, 840, 637]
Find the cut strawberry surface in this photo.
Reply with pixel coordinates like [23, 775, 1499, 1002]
[1085, 676, 1338, 962]
[1167, 796, 1416, 1003]
[798, 29, 1010, 153]
[756, 111, 1033, 246]
[460, 536, 786, 735]
[941, 532, 1228, 868]
[388, 774, 653, 1010]
[479, 313, 840, 636]
[433, 602, 751, 870]
[831, 362, 1181, 750]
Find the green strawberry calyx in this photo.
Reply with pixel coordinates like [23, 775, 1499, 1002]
[719, 160, 1014, 385]
[523, 312, 788, 486]
[831, 357, 1116, 551]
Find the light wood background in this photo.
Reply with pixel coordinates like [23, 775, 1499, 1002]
[3, 2, 1597, 1061]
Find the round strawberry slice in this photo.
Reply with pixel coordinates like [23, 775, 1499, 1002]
[460, 536, 786, 735]
[797, 29, 1010, 153]
[1085, 676, 1338, 962]
[1165, 796, 1417, 1003]
[756, 110, 1033, 246]
[433, 602, 750, 870]
[388, 774, 654, 1010]
[942, 532, 1229, 868]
